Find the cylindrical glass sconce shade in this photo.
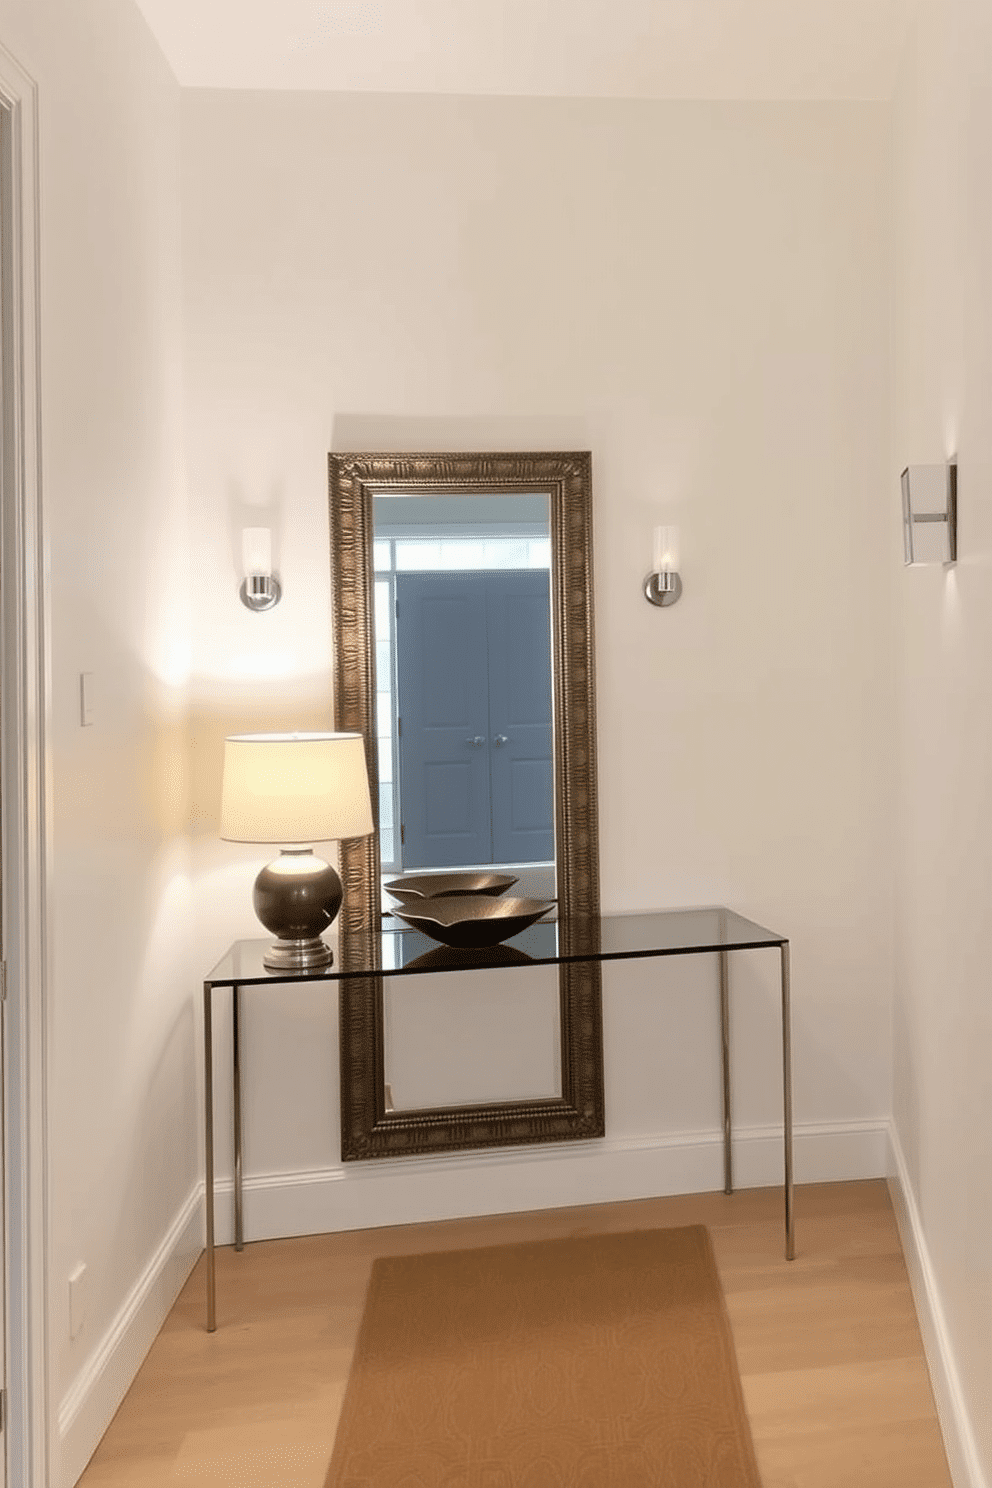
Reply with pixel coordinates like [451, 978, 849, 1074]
[242, 526, 272, 577]
[653, 525, 680, 575]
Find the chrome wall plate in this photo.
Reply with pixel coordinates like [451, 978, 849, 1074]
[901, 461, 957, 565]
[239, 574, 282, 610]
[644, 571, 683, 606]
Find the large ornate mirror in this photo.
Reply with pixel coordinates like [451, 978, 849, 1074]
[329, 451, 604, 1159]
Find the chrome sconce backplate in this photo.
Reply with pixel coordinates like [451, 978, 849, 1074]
[239, 574, 282, 611]
[644, 571, 683, 607]
[901, 460, 957, 566]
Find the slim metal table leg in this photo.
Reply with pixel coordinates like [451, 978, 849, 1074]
[719, 949, 733, 1194]
[233, 984, 244, 1252]
[204, 984, 216, 1332]
[781, 941, 795, 1260]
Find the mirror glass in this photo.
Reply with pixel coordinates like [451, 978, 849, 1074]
[372, 491, 561, 1109]
[382, 964, 561, 1111]
[329, 451, 604, 1160]
[372, 491, 555, 900]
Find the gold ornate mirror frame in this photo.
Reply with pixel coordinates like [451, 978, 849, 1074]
[329, 451, 604, 1160]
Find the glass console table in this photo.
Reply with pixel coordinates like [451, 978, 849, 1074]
[202, 907, 793, 1332]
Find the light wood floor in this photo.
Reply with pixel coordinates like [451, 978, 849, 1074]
[76, 1180, 952, 1487]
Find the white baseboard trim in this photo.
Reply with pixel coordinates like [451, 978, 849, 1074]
[57, 1184, 203, 1488]
[886, 1125, 989, 1488]
[215, 1117, 889, 1244]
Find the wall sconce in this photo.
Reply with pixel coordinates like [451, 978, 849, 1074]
[239, 526, 282, 610]
[644, 525, 683, 607]
[901, 461, 957, 566]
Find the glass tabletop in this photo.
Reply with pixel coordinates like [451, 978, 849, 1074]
[204, 907, 786, 987]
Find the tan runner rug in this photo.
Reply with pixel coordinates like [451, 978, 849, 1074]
[325, 1224, 762, 1487]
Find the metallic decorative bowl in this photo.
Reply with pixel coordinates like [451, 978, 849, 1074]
[391, 895, 555, 949]
[385, 871, 518, 903]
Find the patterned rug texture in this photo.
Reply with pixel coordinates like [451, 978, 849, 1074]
[325, 1223, 761, 1487]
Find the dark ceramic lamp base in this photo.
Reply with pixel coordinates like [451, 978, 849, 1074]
[252, 847, 343, 971]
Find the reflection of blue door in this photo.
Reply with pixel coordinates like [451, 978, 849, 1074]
[395, 570, 553, 869]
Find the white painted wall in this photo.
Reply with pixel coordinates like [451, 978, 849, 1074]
[183, 91, 894, 1234]
[890, 2, 992, 1483]
[0, 2, 194, 1482]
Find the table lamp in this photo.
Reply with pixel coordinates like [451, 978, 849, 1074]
[220, 731, 374, 971]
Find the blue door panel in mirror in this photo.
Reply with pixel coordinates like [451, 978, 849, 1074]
[396, 574, 491, 868]
[487, 571, 554, 864]
[396, 568, 553, 870]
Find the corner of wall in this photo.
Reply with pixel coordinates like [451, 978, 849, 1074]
[886, 1121, 989, 1488]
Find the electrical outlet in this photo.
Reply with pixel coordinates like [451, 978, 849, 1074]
[69, 1262, 88, 1340]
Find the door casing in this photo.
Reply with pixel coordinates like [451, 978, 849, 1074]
[0, 42, 51, 1488]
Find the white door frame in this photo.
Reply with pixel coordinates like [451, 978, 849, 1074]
[0, 44, 52, 1488]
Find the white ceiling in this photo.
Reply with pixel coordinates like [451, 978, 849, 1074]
[132, 0, 917, 99]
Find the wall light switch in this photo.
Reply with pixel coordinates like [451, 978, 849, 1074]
[79, 672, 94, 727]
